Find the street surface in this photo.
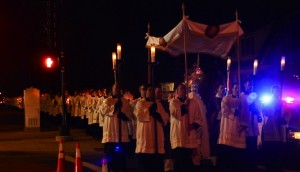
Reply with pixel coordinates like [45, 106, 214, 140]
[0, 105, 106, 172]
[0, 104, 299, 172]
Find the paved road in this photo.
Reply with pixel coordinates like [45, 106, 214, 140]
[0, 105, 105, 172]
[0, 104, 299, 172]
[0, 105, 24, 132]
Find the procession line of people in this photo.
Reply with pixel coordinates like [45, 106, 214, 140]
[37, 79, 291, 172]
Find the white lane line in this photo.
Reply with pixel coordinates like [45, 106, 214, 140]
[65, 155, 102, 171]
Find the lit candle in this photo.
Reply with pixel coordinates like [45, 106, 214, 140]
[66, 97, 70, 105]
[253, 59, 258, 75]
[112, 52, 116, 69]
[227, 58, 231, 71]
[281, 56, 285, 71]
[151, 46, 156, 62]
[117, 43, 121, 60]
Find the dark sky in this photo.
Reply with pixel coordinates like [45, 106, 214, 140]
[0, 0, 299, 96]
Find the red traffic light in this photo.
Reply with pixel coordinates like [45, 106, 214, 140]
[43, 56, 58, 69]
[45, 57, 54, 68]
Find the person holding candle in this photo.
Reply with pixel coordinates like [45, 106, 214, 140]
[100, 83, 133, 172]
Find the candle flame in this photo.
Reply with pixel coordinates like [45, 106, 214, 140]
[151, 46, 156, 62]
[253, 59, 258, 75]
[281, 56, 285, 71]
[227, 58, 231, 70]
[112, 52, 116, 69]
[117, 43, 121, 60]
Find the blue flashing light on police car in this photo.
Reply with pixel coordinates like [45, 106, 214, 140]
[260, 94, 272, 104]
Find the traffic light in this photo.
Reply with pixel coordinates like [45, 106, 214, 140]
[45, 57, 54, 68]
[42, 55, 58, 69]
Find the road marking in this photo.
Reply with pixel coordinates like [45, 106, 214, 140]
[65, 155, 102, 171]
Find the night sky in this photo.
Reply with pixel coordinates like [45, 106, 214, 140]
[0, 0, 299, 98]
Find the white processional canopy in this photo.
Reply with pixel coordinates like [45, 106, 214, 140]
[146, 18, 244, 59]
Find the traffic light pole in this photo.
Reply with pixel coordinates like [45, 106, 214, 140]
[55, 52, 72, 142]
[60, 52, 70, 134]
[55, 0, 72, 141]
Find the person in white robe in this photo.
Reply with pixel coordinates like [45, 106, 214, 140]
[262, 85, 290, 172]
[207, 83, 225, 166]
[155, 86, 174, 172]
[71, 91, 80, 117]
[52, 93, 61, 116]
[188, 88, 210, 167]
[85, 90, 94, 135]
[78, 90, 86, 129]
[134, 85, 169, 172]
[100, 83, 133, 172]
[92, 88, 106, 140]
[169, 83, 202, 172]
[128, 84, 146, 158]
[217, 83, 250, 172]
[71, 91, 81, 127]
[79, 91, 86, 119]
[45, 93, 53, 116]
[242, 79, 262, 171]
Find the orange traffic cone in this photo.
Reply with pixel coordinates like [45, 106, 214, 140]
[74, 143, 83, 172]
[57, 139, 65, 172]
[101, 157, 108, 172]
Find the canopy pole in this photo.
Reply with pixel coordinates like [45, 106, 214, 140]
[182, 2, 190, 136]
[197, 53, 200, 68]
[182, 3, 188, 94]
[236, 10, 241, 96]
[147, 22, 151, 85]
